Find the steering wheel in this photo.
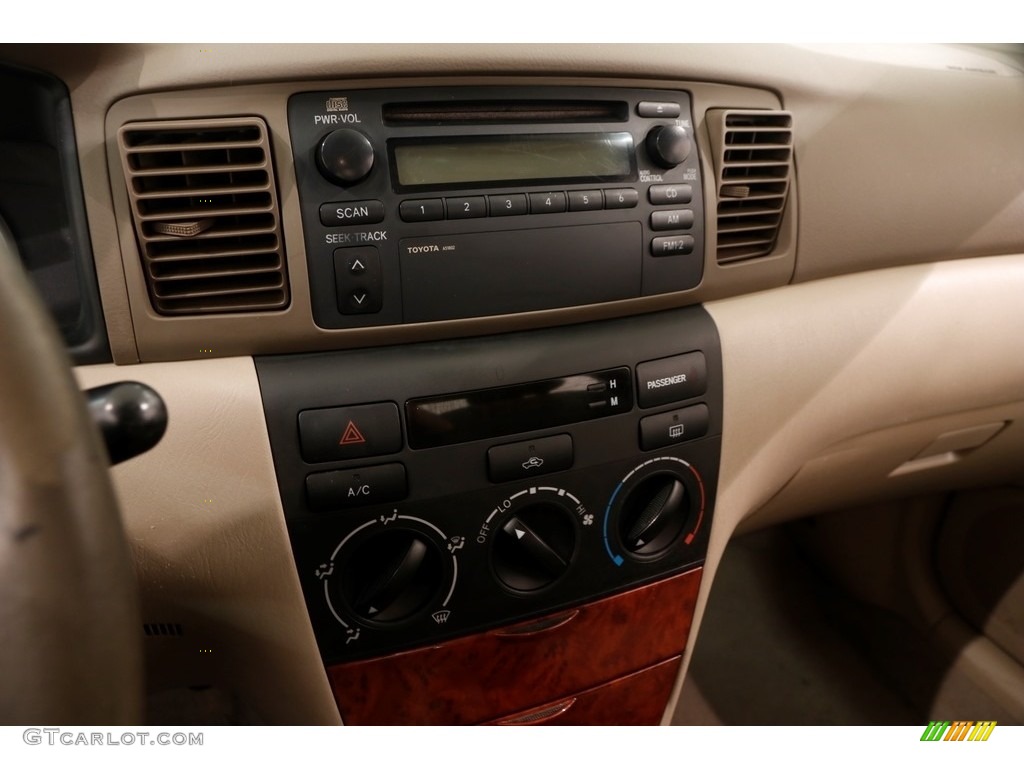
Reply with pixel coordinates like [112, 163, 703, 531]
[0, 215, 142, 723]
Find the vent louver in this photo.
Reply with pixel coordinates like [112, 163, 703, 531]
[118, 117, 289, 315]
[708, 110, 793, 264]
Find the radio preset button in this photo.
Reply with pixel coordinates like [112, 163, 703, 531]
[637, 101, 682, 118]
[319, 200, 385, 227]
[568, 190, 603, 212]
[400, 199, 444, 222]
[604, 189, 639, 209]
[650, 209, 695, 231]
[529, 191, 567, 214]
[649, 184, 693, 205]
[488, 194, 528, 216]
[651, 235, 695, 257]
[446, 196, 487, 219]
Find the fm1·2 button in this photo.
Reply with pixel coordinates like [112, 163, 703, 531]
[306, 463, 407, 511]
[651, 235, 695, 257]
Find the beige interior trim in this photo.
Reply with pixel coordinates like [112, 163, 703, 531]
[74, 358, 340, 725]
[663, 252, 1024, 723]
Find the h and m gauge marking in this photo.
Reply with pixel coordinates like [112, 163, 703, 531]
[602, 456, 706, 566]
[321, 511, 459, 630]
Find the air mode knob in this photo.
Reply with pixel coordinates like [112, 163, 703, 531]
[336, 530, 444, 624]
[645, 125, 692, 169]
[317, 128, 375, 185]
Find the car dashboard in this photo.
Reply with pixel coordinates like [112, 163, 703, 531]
[2, 43, 1024, 726]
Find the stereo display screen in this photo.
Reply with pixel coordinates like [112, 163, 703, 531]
[391, 132, 635, 189]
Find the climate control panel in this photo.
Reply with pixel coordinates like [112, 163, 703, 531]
[257, 306, 722, 664]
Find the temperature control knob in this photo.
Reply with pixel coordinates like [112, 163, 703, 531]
[645, 125, 692, 169]
[618, 473, 689, 557]
[492, 502, 577, 593]
[317, 128, 375, 185]
[337, 530, 444, 623]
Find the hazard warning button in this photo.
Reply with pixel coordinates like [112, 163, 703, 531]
[298, 402, 402, 463]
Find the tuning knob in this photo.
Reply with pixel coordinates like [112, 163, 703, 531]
[492, 502, 577, 593]
[336, 530, 444, 623]
[317, 128, 375, 185]
[645, 125, 692, 169]
[618, 473, 689, 557]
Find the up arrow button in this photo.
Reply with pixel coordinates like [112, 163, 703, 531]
[349, 259, 366, 274]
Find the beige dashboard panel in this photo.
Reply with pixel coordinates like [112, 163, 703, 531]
[74, 358, 340, 725]
[663, 253, 1024, 722]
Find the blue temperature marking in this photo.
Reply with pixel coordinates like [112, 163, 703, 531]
[603, 481, 625, 566]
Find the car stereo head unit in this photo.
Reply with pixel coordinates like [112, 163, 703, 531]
[287, 86, 705, 329]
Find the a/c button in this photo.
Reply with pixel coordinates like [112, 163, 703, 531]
[306, 463, 407, 512]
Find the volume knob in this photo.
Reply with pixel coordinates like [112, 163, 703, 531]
[645, 125, 692, 169]
[317, 128, 375, 185]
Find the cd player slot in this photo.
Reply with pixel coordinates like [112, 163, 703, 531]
[382, 100, 629, 125]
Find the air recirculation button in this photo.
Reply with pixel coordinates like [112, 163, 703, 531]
[618, 474, 688, 558]
[492, 503, 576, 593]
[338, 530, 444, 624]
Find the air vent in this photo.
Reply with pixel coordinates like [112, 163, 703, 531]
[118, 117, 289, 315]
[707, 110, 793, 265]
[143, 622, 184, 637]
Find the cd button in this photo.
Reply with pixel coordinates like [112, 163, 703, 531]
[650, 209, 694, 231]
[648, 184, 693, 205]
[400, 199, 444, 222]
[446, 196, 487, 219]
[637, 101, 682, 118]
[604, 188, 639, 209]
[568, 190, 603, 211]
[529, 191, 567, 214]
[488, 194, 528, 216]
[651, 235, 695, 257]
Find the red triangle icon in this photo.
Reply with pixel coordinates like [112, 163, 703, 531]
[339, 420, 366, 445]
